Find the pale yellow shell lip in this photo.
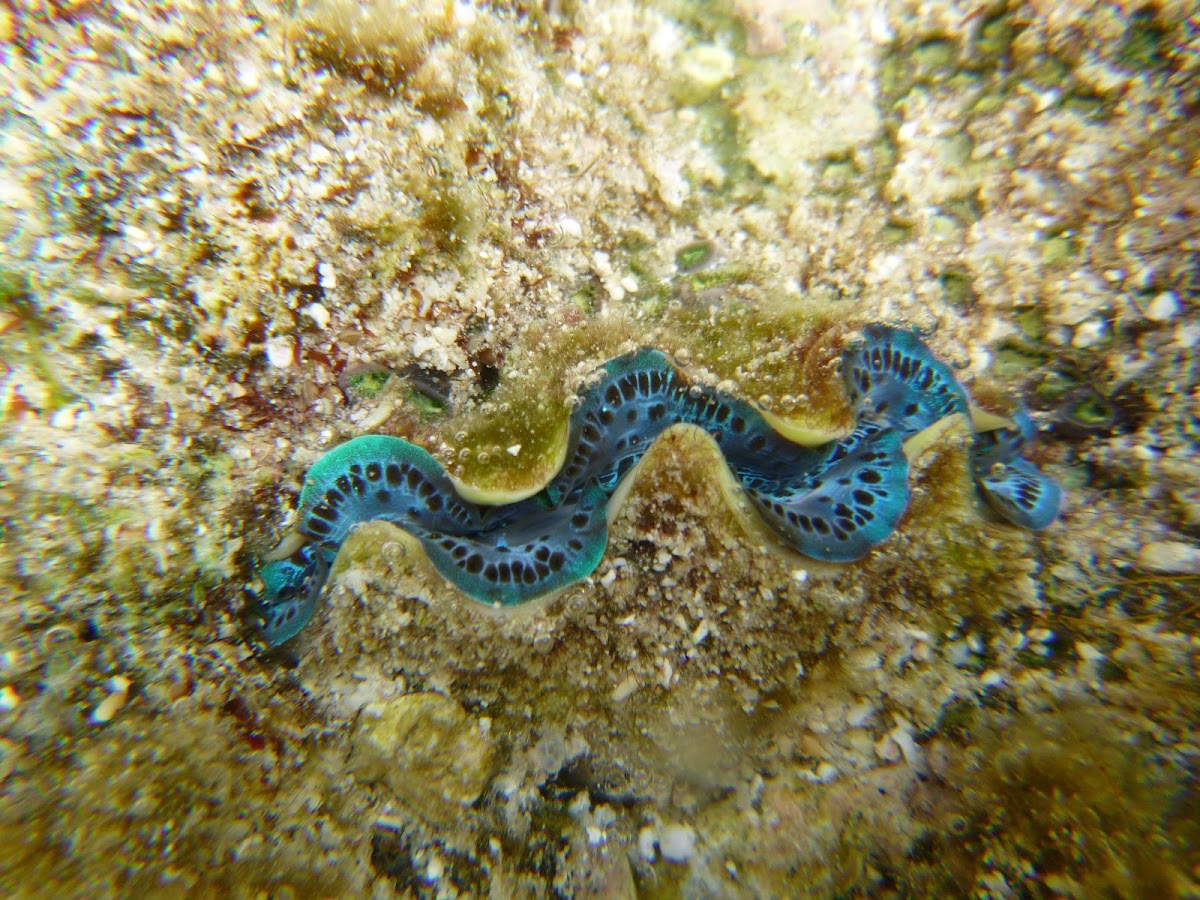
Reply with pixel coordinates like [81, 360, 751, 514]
[970, 406, 1014, 433]
[756, 407, 847, 447]
[448, 475, 547, 505]
[903, 413, 967, 460]
[263, 530, 308, 563]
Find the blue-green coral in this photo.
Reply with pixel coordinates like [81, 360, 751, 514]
[253, 326, 1061, 645]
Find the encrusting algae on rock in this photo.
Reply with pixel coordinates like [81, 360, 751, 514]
[0, 0, 1197, 896]
[351, 691, 496, 818]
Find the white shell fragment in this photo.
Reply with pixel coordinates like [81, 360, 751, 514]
[90, 676, 132, 725]
[611, 675, 639, 702]
[0, 686, 19, 712]
[303, 302, 331, 329]
[266, 335, 295, 369]
[1142, 291, 1179, 322]
[659, 824, 697, 863]
[1137, 540, 1200, 574]
[638, 825, 658, 862]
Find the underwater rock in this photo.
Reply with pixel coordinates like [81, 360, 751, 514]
[350, 692, 495, 817]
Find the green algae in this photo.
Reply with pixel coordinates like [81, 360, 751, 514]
[1015, 306, 1047, 341]
[879, 218, 914, 244]
[1015, 646, 1058, 671]
[1065, 391, 1118, 436]
[881, 34, 958, 103]
[935, 697, 977, 741]
[1041, 232, 1080, 265]
[0, 268, 30, 307]
[692, 98, 757, 191]
[992, 345, 1045, 381]
[684, 264, 752, 291]
[416, 178, 481, 261]
[1024, 54, 1070, 90]
[674, 240, 714, 272]
[1120, 10, 1172, 72]
[0, 278, 79, 414]
[932, 706, 1194, 897]
[1065, 390, 1116, 431]
[973, 8, 1017, 61]
[346, 369, 390, 400]
[911, 38, 957, 82]
[937, 267, 976, 311]
[819, 155, 858, 188]
[1063, 89, 1109, 119]
[407, 387, 446, 418]
[570, 277, 601, 314]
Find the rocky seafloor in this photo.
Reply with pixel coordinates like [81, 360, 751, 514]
[0, 0, 1197, 896]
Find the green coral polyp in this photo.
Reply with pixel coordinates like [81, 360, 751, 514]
[252, 326, 1062, 645]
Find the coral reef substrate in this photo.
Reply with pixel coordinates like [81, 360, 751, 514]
[0, 0, 1196, 895]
